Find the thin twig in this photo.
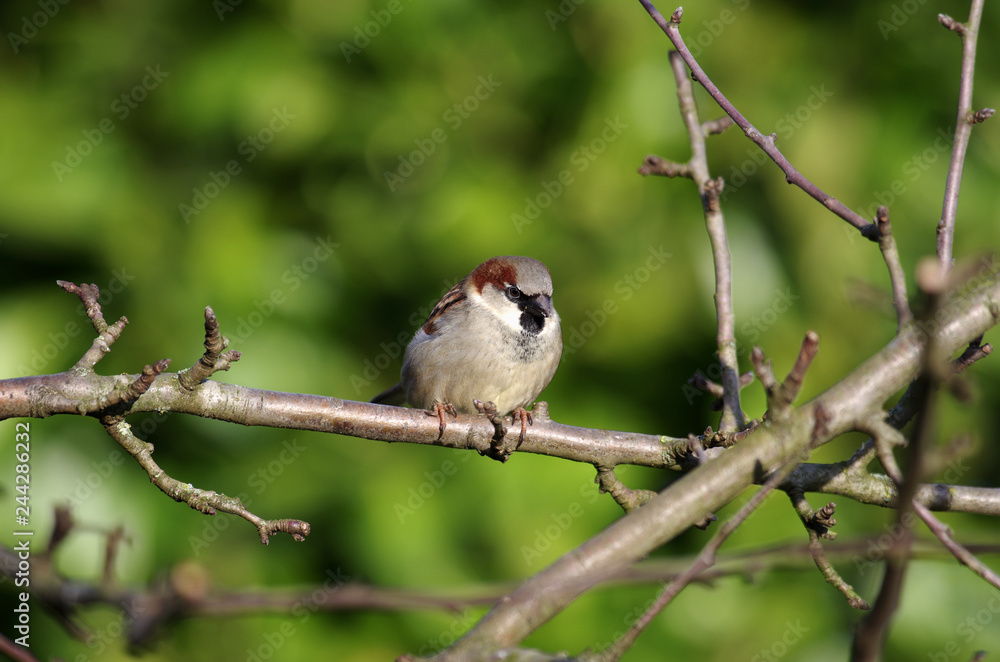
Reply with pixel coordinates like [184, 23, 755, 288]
[788, 492, 870, 609]
[178, 306, 242, 390]
[0, 635, 41, 662]
[775, 331, 820, 412]
[58, 280, 129, 371]
[806, 528, 870, 609]
[636, 154, 692, 178]
[102, 416, 310, 545]
[854, 257, 948, 661]
[874, 206, 913, 331]
[595, 466, 657, 512]
[853, 418, 916, 662]
[937, 0, 989, 272]
[637, 3, 879, 240]
[665, 49, 743, 431]
[952, 336, 992, 372]
[913, 501, 1000, 591]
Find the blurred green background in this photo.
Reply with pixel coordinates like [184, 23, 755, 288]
[1, 0, 999, 660]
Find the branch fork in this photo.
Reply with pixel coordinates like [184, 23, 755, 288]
[58, 281, 310, 546]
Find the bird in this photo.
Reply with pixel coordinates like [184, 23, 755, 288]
[372, 256, 562, 455]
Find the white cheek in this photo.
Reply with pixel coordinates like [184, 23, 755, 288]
[498, 304, 525, 331]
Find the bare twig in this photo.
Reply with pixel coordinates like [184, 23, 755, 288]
[57, 280, 129, 371]
[953, 336, 992, 373]
[102, 416, 310, 545]
[854, 256, 948, 661]
[750, 346, 779, 401]
[177, 306, 242, 390]
[853, 420, 914, 661]
[0, 634, 41, 662]
[936, 0, 990, 272]
[751, 333, 820, 422]
[657, 49, 743, 431]
[636, 154, 692, 178]
[701, 115, 733, 136]
[636, 3, 880, 240]
[776, 331, 820, 411]
[595, 466, 656, 512]
[874, 206, 913, 331]
[102, 525, 128, 586]
[687, 370, 753, 411]
[913, 502, 1000, 591]
[788, 492, 870, 609]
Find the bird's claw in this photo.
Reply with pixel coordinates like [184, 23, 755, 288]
[426, 401, 458, 439]
[512, 407, 532, 447]
[473, 399, 516, 462]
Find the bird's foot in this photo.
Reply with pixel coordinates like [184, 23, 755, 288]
[425, 401, 458, 440]
[511, 407, 533, 447]
[473, 399, 515, 462]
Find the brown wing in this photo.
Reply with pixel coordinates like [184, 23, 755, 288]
[422, 281, 467, 335]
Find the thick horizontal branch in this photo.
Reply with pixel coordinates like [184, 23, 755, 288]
[3, 370, 995, 516]
[0, 375, 692, 471]
[785, 461, 1000, 516]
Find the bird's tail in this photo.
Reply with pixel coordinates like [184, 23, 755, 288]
[371, 382, 406, 406]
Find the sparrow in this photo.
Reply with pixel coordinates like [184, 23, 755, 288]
[372, 256, 562, 454]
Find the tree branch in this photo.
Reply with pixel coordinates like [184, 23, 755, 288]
[936, 0, 991, 271]
[636, 3, 880, 240]
[589, 455, 801, 661]
[663, 50, 744, 432]
[875, 206, 913, 331]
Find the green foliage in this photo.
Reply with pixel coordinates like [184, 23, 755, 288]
[1, 0, 999, 659]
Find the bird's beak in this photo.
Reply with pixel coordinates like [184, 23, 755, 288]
[527, 294, 553, 319]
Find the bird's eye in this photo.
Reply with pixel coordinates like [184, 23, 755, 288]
[505, 285, 521, 300]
